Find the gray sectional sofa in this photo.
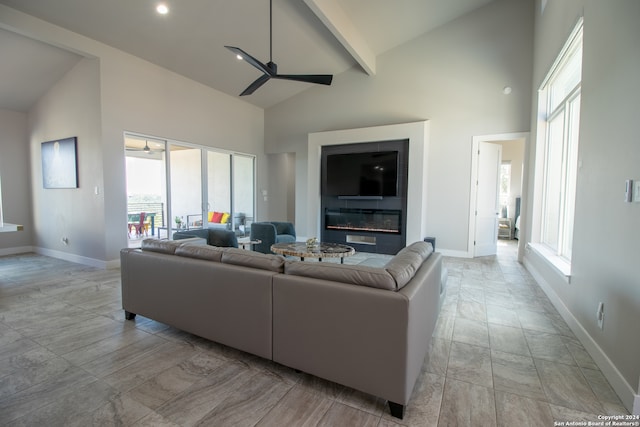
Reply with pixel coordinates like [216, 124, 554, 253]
[120, 239, 445, 419]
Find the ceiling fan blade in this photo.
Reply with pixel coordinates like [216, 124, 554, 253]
[224, 46, 274, 76]
[274, 74, 333, 86]
[240, 74, 271, 96]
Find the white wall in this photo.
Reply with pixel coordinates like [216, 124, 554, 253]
[0, 6, 265, 265]
[265, 0, 534, 252]
[523, 0, 640, 412]
[0, 109, 33, 253]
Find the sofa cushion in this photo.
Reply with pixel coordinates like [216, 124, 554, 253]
[221, 248, 286, 273]
[284, 261, 396, 291]
[384, 241, 433, 289]
[175, 244, 226, 262]
[141, 237, 206, 255]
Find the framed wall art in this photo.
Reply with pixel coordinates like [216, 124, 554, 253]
[41, 137, 78, 189]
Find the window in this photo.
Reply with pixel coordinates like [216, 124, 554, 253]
[534, 19, 583, 265]
[499, 161, 512, 215]
[0, 173, 3, 227]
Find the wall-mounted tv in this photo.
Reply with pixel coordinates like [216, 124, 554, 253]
[325, 151, 399, 197]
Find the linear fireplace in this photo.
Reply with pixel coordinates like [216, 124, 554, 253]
[325, 208, 401, 234]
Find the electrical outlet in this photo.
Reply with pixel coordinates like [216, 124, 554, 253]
[596, 302, 604, 330]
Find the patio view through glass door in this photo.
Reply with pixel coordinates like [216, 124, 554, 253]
[125, 136, 167, 244]
[125, 133, 256, 245]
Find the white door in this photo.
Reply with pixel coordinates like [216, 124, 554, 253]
[474, 142, 502, 257]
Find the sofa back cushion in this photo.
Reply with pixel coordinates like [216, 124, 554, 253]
[221, 248, 286, 273]
[384, 241, 434, 289]
[175, 244, 226, 262]
[284, 261, 396, 290]
[141, 237, 206, 255]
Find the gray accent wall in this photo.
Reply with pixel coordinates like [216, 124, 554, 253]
[523, 0, 640, 412]
[0, 109, 32, 252]
[265, 0, 535, 252]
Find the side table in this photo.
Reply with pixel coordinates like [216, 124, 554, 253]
[498, 218, 513, 239]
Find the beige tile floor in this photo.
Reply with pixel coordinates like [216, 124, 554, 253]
[0, 241, 629, 426]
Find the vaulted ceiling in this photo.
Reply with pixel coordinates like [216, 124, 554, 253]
[0, 0, 493, 111]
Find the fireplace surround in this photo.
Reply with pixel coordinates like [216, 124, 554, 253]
[305, 120, 430, 254]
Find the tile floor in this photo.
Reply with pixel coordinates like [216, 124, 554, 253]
[0, 241, 629, 426]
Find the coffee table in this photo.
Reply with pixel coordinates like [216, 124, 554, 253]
[271, 242, 355, 264]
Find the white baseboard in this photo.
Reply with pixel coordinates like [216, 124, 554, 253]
[0, 246, 34, 257]
[35, 247, 117, 269]
[438, 248, 472, 258]
[524, 257, 637, 413]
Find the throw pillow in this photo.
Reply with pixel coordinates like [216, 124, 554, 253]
[220, 212, 230, 224]
[208, 211, 214, 222]
[211, 211, 223, 223]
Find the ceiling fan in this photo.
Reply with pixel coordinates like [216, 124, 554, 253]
[126, 140, 157, 154]
[225, 0, 333, 96]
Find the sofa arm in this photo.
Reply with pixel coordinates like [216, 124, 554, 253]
[272, 252, 442, 411]
[271, 221, 296, 239]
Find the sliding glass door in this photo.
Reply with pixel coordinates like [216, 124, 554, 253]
[169, 144, 202, 231]
[233, 154, 255, 236]
[206, 151, 232, 230]
[125, 133, 255, 244]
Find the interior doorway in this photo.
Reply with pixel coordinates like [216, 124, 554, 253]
[468, 132, 527, 258]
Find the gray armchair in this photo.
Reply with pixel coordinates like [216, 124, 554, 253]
[250, 221, 296, 254]
[173, 228, 238, 248]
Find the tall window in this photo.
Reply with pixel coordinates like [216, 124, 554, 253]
[500, 161, 512, 214]
[536, 20, 583, 262]
[0, 173, 3, 227]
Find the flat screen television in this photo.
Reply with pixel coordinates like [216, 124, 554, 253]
[325, 151, 399, 197]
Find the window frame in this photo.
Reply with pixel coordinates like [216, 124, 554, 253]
[531, 18, 583, 278]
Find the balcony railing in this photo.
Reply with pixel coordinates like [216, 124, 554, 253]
[127, 202, 165, 226]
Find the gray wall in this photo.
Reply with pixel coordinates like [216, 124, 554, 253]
[523, 0, 640, 411]
[0, 109, 33, 252]
[265, 0, 534, 252]
[265, 152, 296, 223]
[29, 58, 104, 261]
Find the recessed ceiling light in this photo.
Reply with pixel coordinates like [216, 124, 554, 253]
[503, 86, 513, 95]
[156, 4, 169, 15]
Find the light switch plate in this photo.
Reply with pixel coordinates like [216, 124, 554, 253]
[634, 180, 640, 202]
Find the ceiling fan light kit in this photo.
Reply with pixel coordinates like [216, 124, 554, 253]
[225, 0, 333, 96]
